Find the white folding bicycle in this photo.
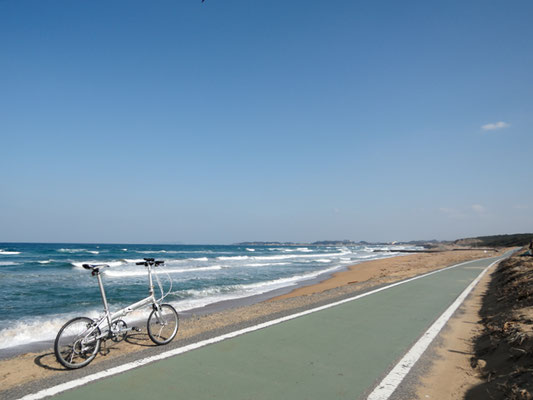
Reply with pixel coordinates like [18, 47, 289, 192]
[54, 258, 179, 369]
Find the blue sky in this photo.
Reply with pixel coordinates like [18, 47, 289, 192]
[1, 0, 532, 244]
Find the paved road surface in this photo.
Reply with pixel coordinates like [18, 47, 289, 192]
[50, 255, 507, 400]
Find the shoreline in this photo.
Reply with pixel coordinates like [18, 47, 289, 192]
[0, 248, 503, 396]
[0, 252, 400, 360]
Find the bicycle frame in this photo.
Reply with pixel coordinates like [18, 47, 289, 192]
[88, 263, 164, 341]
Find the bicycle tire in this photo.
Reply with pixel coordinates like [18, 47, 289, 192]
[147, 304, 179, 345]
[54, 317, 101, 369]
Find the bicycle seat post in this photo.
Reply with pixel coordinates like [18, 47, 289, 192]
[95, 270, 113, 328]
[147, 263, 155, 297]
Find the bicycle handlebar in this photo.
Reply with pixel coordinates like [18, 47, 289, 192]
[135, 259, 165, 266]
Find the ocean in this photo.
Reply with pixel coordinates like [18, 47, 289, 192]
[0, 242, 417, 353]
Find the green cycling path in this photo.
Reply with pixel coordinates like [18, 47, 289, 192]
[54, 254, 507, 400]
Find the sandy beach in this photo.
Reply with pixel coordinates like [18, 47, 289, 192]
[0, 248, 502, 397]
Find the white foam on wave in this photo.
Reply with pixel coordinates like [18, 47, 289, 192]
[0, 308, 100, 350]
[297, 247, 313, 252]
[170, 264, 344, 312]
[252, 250, 350, 261]
[157, 250, 214, 254]
[163, 257, 209, 264]
[188, 257, 209, 262]
[0, 250, 21, 255]
[57, 248, 88, 253]
[245, 248, 255, 252]
[134, 250, 167, 254]
[0, 307, 152, 350]
[71, 261, 125, 268]
[245, 262, 286, 267]
[217, 255, 250, 261]
[281, 247, 313, 253]
[214, 250, 351, 263]
[37, 260, 53, 264]
[104, 265, 223, 278]
[339, 257, 354, 264]
[0, 261, 19, 266]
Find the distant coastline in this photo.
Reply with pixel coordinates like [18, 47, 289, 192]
[233, 240, 438, 247]
[234, 233, 533, 249]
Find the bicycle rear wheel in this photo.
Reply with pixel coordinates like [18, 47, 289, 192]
[147, 304, 179, 345]
[54, 317, 101, 369]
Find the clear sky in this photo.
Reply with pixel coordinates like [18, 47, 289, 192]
[1, 0, 532, 244]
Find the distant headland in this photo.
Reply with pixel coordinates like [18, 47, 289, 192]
[234, 233, 533, 248]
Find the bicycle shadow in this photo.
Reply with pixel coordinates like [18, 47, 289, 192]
[34, 333, 157, 371]
[34, 352, 67, 371]
[124, 332, 158, 348]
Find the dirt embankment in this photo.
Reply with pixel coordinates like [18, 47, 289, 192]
[466, 249, 533, 400]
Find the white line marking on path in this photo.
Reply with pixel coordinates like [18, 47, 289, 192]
[366, 258, 502, 400]
[19, 256, 505, 400]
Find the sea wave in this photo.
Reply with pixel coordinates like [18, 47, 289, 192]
[163, 257, 210, 264]
[217, 255, 250, 261]
[0, 307, 150, 350]
[0, 261, 19, 266]
[214, 250, 351, 263]
[281, 247, 313, 253]
[57, 248, 99, 254]
[170, 264, 344, 312]
[71, 261, 125, 268]
[251, 250, 350, 261]
[104, 265, 223, 278]
[0, 250, 21, 255]
[245, 262, 286, 267]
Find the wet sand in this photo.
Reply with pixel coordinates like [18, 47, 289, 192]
[0, 248, 500, 395]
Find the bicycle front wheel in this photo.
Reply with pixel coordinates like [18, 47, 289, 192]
[147, 304, 179, 345]
[54, 317, 101, 369]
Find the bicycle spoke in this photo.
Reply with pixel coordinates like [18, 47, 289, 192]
[157, 325, 164, 339]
